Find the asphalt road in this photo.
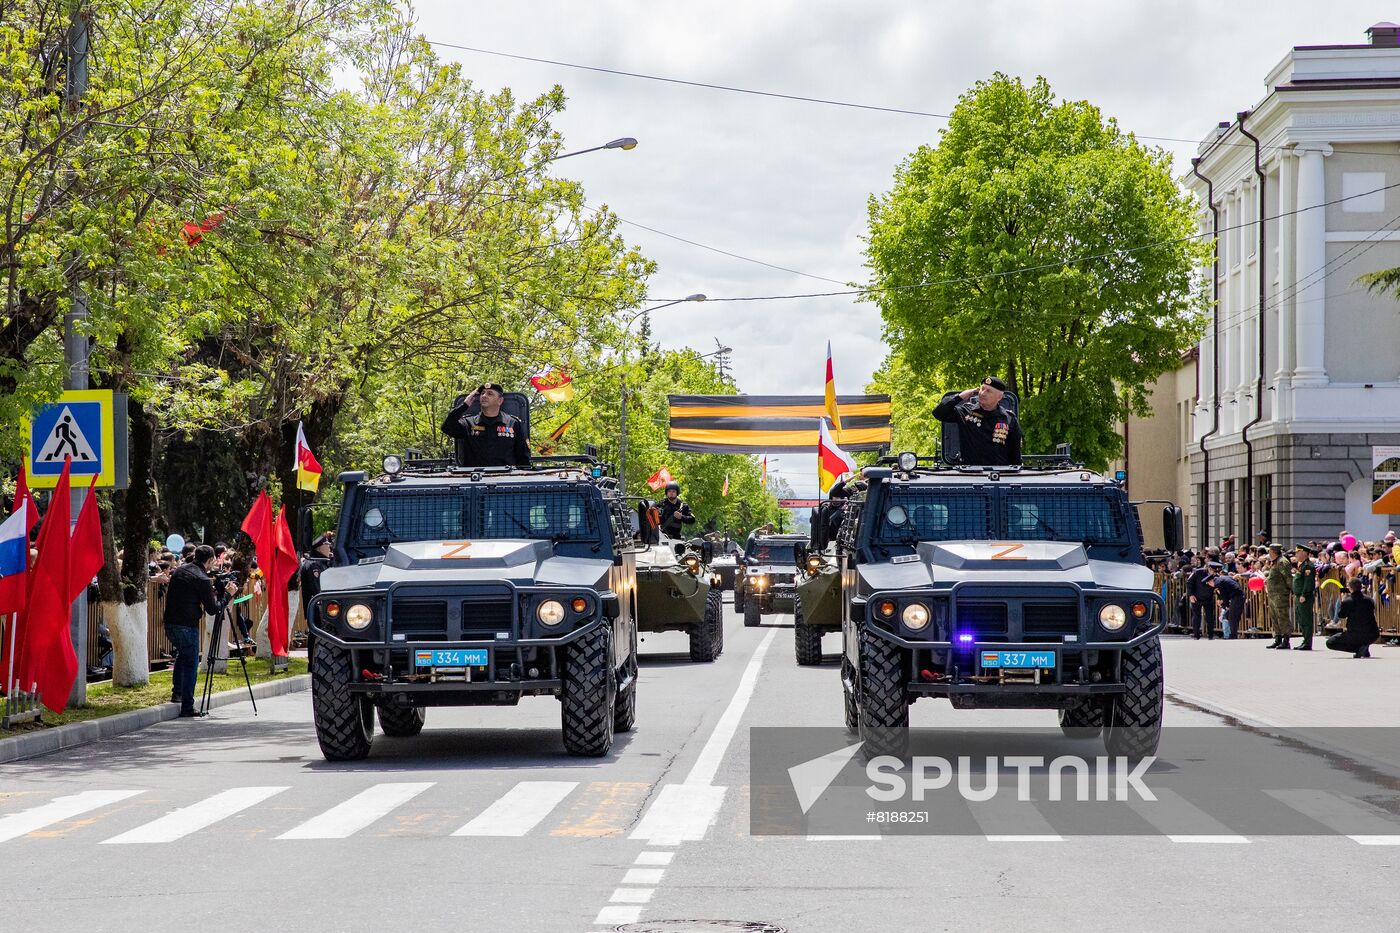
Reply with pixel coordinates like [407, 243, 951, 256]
[2, 601, 1398, 933]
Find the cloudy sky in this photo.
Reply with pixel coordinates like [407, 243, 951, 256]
[413, 1, 1386, 488]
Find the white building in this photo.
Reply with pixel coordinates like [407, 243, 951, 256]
[1185, 22, 1400, 546]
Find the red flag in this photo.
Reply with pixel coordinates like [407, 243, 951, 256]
[16, 463, 39, 533]
[18, 460, 78, 712]
[240, 492, 297, 657]
[645, 468, 675, 492]
[68, 477, 103, 601]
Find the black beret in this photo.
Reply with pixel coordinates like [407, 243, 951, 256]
[983, 376, 1007, 391]
[477, 382, 505, 395]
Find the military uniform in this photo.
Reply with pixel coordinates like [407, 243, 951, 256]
[1266, 554, 1293, 648]
[932, 378, 1023, 466]
[1291, 550, 1317, 650]
[441, 398, 531, 467]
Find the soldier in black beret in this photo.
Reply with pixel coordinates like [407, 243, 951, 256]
[441, 383, 531, 468]
[933, 376, 1023, 466]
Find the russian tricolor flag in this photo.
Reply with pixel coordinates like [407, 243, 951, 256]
[0, 508, 27, 615]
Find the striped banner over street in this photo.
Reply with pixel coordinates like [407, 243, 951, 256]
[667, 394, 892, 453]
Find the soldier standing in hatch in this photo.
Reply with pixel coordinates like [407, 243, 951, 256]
[1292, 543, 1317, 651]
[441, 382, 531, 467]
[1265, 544, 1293, 649]
[933, 376, 1023, 466]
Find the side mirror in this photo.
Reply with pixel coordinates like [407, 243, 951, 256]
[673, 542, 687, 559]
[297, 506, 314, 553]
[1163, 506, 1184, 553]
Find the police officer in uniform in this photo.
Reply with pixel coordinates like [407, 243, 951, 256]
[441, 383, 531, 467]
[1328, 578, 1379, 658]
[1291, 544, 1317, 651]
[1187, 555, 1217, 639]
[1265, 544, 1293, 649]
[933, 376, 1023, 466]
[657, 482, 696, 539]
[1208, 566, 1245, 640]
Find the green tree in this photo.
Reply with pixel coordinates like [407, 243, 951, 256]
[865, 74, 1207, 469]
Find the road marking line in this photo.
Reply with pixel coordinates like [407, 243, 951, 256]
[594, 906, 643, 925]
[453, 781, 578, 837]
[629, 783, 727, 845]
[621, 868, 665, 886]
[277, 782, 434, 840]
[1128, 788, 1248, 844]
[1266, 789, 1400, 844]
[986, 835, 1063, 842]
[805, 834, 881, 841]
[1351, 836, 1400, 846]
[684, 627, 777, 787]
[635, 851, 674, 865]
[969, 796, 1063, 842]
[102, 787, 288, 844]
[0, 791, 142, 844]
[609, 888, 654, 904]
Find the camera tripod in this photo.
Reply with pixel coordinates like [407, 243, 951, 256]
[198, 589, 257, 716]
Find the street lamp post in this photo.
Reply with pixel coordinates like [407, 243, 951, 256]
[618, 293, 706, 496]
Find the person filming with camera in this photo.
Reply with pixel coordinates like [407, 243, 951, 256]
[164, 544, 237, 718]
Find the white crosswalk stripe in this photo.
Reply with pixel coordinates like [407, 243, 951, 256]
[452, 781, 579, 837]
[0, 791, 143, 844]
[968, 797, 1064, 842]
[1129, 788, 1250, 844]
[102, 786, 289, 845]
[1265, 789, 1400, 845]
[277, 782, 435, 840]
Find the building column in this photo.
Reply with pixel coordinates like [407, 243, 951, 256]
[1275, 149, 1297, 418]
[1293, 144, 1331, 385]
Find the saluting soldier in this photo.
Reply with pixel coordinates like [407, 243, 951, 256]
[1265, 544, 1293, 650]
[1291, 544, 1318, 651]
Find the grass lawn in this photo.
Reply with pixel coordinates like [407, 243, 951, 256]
[1, 657, 308, 736]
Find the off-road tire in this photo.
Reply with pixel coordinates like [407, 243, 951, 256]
[613, 626, 638, 733]
[1057, 700, 1104, 739]
[794, 602, 823, 666]
[857, 628, 909, 759]
[1103, 638, 1164, 760]
[689, 589, 724, 662]
[377, 704, 426, 737]
[743, 597, 761, 628]
[311, 640, 374, 761]
[561, 625, 615, 757]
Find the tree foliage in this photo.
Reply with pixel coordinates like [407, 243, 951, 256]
[865, 74, 1207, 469]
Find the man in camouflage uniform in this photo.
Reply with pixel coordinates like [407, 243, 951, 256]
[1265, 544, 1293, 650]
[1291, 544, 1317, 651]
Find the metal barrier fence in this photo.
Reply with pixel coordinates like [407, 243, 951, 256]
[1155, 566, 1398, 638]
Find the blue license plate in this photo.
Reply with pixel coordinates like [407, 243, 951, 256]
[415, 649, 488, 668]
[981, 650, 1056, 669]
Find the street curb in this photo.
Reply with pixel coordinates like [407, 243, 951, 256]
[0, 674, 310, 764]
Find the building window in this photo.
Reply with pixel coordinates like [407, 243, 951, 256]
[1223, 480, 1236, 544]
[1255, 474, 1272, 541]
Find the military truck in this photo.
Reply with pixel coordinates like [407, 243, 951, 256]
[634, 537, 724, 662]
[306, 454, 640, 760]
[838, 451, 1181, 759]
[794, 538, 841, 666]
[734, 533, 807, 627]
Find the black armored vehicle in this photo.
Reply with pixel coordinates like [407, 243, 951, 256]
[735, 533, 808, 627]
[306, 453, 640, 760]
[838, 450, 1182, 759]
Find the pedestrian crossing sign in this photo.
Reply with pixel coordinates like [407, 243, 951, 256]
[25, 390, 120, 488]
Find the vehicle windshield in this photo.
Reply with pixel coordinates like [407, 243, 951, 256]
[874, 486, 1128, 545]
[347, 485, 599, 551]
[746, 541, 797, 565]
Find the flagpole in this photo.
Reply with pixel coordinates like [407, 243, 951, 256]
[5, 612, 15, 697]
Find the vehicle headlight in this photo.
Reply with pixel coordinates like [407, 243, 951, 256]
[901, 602, 930, 631]
[683, 555, 700, 574]
[536, 599, 566, 626]
[1131, 601, 1150, 620]
[753, 575, 768, 588]
[806, 556, 822, 572]
[345, 603, 373, 630]
[897, 451, 918, 472]
[382, 455, 402, 475]
[1098, 604, 1127, 632]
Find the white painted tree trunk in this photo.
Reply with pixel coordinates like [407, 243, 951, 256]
[107, 601, 150, 687]
[253, 592, 300, 660]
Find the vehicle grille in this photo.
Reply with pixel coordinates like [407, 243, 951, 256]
[461, 600, 514, 638]
[955, 603, 1008, 639]
[392, 599, 448, 639]
[1022, 602, 1080, 639]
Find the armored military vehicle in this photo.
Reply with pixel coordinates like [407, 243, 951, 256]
[634, 538, 723, 662]
[306, 454, 640, 760]
[839, 451, 1181, 759]
[734, 533, 808, 627]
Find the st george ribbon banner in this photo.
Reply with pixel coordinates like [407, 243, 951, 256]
[778, 499, 821, 509]
[667, 394, 892, 454]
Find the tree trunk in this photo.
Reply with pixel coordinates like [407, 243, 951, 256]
[114, 397, 159, 686]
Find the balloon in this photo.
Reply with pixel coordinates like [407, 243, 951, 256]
[1247, 575, 1266, 592]
[1340, 534, 1358, 551]
[165, 533, 185, 552]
